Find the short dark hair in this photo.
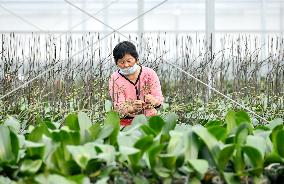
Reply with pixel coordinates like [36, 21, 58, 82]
[113, 41, 139, 64]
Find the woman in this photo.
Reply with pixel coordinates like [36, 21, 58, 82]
[109, 41, 164, 126]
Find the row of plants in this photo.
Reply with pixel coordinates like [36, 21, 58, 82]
[1, 33, 283, 125]
[0, 109, 283, 183]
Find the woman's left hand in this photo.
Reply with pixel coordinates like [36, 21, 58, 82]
[144, 94, 159, 108]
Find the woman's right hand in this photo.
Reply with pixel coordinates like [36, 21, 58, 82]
[133, 100, 145, 112]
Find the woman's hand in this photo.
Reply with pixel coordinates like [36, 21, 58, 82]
[133, 100, 144, 112]
[144, 94, 159, 109]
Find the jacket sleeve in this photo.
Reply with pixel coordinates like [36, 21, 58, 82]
[149, 69, 164, 106]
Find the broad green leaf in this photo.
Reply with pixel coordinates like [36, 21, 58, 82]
[65, 113, 79, 131]
[122, 115, 147, 133]
[246, 135, 266, 158]
[133, 176, 149, 184]
[0, 126, 15, 163]
[128, 151, 142, 170]
[28, 122, 50, 142]
[234, 123, 249, 175]
[0, 176, 16, 184]
[270, 124, 283, 147]
[103, 111, 120, 145]
[10, 130, 19, 162]
[78, 112, 92, 131]
[147, 144, 165, 169]
[159, 154, 177, 170]
[162, 112, 178, 134]
[235, 123, 249, 146]
[94, 144, 116, 165]
[154, 166, 171, 178]
[35, 174, 76, 184]
[184, 129, 199, 161]
[78, 112, 92, 143]
[88, 123, 101, 141]
[148, 116, 165, 135]
[192, 125, 220, 165]
[218, 144, 235, 170]
[95, 177, 109, 184]
[187, 159, 209, 179]
[51, 145, 80, 175]
[68, 175, 91, 184]
[67, 143, 97, 169]
[266, 118, 283, 130]
[134, 135, 153, 152]
[167, 131, 184, 156]
[188, 177, 201, 184]
[104, 100, 112, 112]
[223, 172, 240, 184]
[242, 146, 263, 175]
[204, 120, 224, 128]
[25, 140, 45, 158]
[119, 146, 140, 155]
[51, 129, 80, 145]
[276, 130, 284, 157]
[20, 159, 42, 174]
[207, 126, 227, 141]
[226, 110, 252, 134]
[97, 124, 113, 140]
[140, 124, 156, 136]
[3, 116, 20, 133]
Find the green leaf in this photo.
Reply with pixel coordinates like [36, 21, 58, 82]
[28, 122, 50, 142]
[187, 159, 209, 179]
[154, 166, 171, 178]
[25, 140, 45, 158]
[65, 113, 79, 131]
[140, 124, 156, 136]
[162, 112, 178, 134]
[104, 100, 112, 112]
[192, 125, 220, 165]
[68, 175, 91, 184]
[207, 126, 227, 141]
[266, 118, 283, 130]
[148, 116, 165, 135]
[218, 144, 235, 170]
[88, 123, 101, 141]
[67, 143, 97, 169]
[133, 176, 149, 184]
[276, 130, 284, 158]
[242, 146, 263, 175]
[94, 144, 116, 165]
[35, 174, 76, 184]
[3, 116, 20, 133]
[246, 135, 266, 158]
[0, 176, 16, 184]
[103, 111, 120, 145]
[134, 135, 154, 152]
[147, 144, 165, 169]
[223, 172, 240, 184]
[0, 126, 15, 163]
[167, 131, 185, 156]
[184, 129, 199, 161]
[120, 146, 140, 155]
[53, 129, 80, 145]
[97, 124, 113, 140]
[226, 110, 252, 134]
[78, 112, 92, 131]
[20, 159, 42, 174]
[122, 115, 146, 133]
[159, 154, 177, 170]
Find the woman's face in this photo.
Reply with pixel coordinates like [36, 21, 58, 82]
[116, 53, 137, 69]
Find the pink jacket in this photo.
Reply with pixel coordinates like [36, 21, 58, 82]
[109, 66, 164, 117]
